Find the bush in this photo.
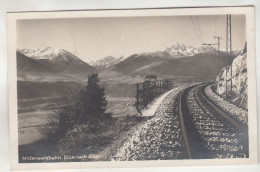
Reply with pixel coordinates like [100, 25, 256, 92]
[42, 73, 111, 145]
[41, 102, 85, 143]
[56, 121, 114, 155]
[57, 123, 99, 155]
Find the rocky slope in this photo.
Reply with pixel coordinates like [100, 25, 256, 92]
[215, 52, 248, 110]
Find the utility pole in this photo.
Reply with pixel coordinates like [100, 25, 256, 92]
[201, 42, 218, 75]
[225, 14, 232, 100]
[214, 36, 223, 71]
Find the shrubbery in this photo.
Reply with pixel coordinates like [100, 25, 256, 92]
[42, 73, 113, 153]
[40, 73, 148, 159]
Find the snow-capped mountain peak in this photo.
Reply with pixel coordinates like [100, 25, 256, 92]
[165, 42, 200, 57]
[91, 56, 126, 71]
[20, 47, 65, 60]
[17, 47, 98, 79]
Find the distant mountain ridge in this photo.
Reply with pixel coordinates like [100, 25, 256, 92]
[19, 47, 86, 64]
[91, 56, 126, 71]
[165, 42, 200, 57]
[99, 50, 228, 97]
[83, 42, 217, 69]
[130, 42, 217, 61]
[17, 51, 51, 75]
[17, 47, 97, 80]
[103, 51, 227, 78]
[19, 47, 63, 60]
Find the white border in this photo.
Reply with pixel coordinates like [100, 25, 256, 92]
[6, 6, 258, 171]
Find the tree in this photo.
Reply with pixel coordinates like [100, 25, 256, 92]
[79, 73, 108, 123]
[42, 74, 109, 142]
[42, 73, 110, 145]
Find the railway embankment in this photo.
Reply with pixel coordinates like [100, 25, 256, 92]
[113, 86, 189, 160]
[114, 83, 248, 160]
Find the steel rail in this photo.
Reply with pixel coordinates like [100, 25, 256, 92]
[177, 83, 248, 159]
[178, 89, 192, 159]
[199, 85, 248, 132]
[178, 83, 210, 159]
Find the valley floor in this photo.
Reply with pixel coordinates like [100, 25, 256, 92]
[18, 110, 53, 145]
[18, 96, 138, 146]
[19, 115, 150, 162]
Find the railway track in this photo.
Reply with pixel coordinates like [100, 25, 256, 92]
[114, 83, 248, 160]
[179, 83, 248, 159]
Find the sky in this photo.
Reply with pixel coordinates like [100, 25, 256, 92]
[17, 15, 246, 62]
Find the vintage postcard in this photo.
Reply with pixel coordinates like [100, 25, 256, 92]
[7, 6, 257, 170]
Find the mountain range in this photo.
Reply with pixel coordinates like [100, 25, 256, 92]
[99, 44, 225, 80]
[90, 56, 126, 71]
[138, 42, 216, 60]
[99, 50, 228, 97]
[18, 43, 217, 75]
[17, 47, 97, 81]
[76, 42, 217, 70]
[17, 43, 231, 85]
[17, 44, 243, 108]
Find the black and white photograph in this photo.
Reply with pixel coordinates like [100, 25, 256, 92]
[7, 6, 257, 170]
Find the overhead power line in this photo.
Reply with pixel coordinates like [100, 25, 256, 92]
[214, 16, 217, 36]
[196, 16, 204, 43]
[189, 16, 201, 44]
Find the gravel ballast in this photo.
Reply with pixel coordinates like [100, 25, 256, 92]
[113, 86, 189, 161]
[204, 85, 248, 125]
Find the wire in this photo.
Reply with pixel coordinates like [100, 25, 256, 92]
[196, 16, 204, 43]
[189, 16, 201, 44]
